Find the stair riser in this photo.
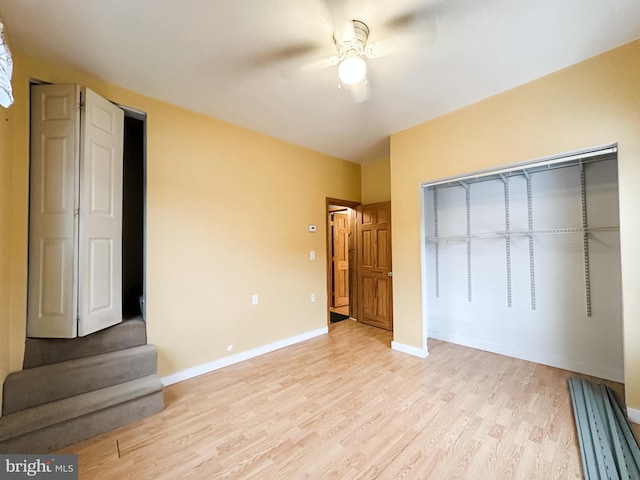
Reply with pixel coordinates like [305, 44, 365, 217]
[0, 391, 163, 454]
[23, 319, 147, 369]
[4, 345, 158, 414]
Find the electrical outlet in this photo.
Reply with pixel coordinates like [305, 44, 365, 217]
[252, 294, 259, 305]
[310, 250, 315, 260]
[227, 344, 233, 352]
[311, 293, 316, 303]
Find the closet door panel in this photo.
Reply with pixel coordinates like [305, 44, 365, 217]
[27, 84, 80, 338]
[78, 88, 124, 336]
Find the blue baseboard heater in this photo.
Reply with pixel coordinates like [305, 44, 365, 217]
[568, 377, 640, 479]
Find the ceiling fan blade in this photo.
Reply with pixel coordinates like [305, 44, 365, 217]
[382, 3, 441, 33]
[298, 55, 340, 73]
[236, 41, 323, 73]
[373, 4, 439, 54]
[347, 82, 371, 103]
[279, 53, 339, 80]
[366, 29, 430, 60]
[365, 38, 397, 59]
[366, 7, 438, 60]
[384, 12, 429, 32]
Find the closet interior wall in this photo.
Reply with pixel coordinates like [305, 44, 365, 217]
[422, 151, 623, 382]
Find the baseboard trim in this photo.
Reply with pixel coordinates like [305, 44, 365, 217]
[391, 341, 428, 359]
[627, 407, 640, 425]
[162, 327, 329, 386]
[429, 330, 624, 383]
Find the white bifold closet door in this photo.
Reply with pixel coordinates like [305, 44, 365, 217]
[28, 84, 124, 338]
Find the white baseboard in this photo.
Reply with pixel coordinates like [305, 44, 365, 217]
[627, 407, 640, 424]
[429, 330, 624, 383]
[391, 341, 429, 359]
[162, 327, 329, 386]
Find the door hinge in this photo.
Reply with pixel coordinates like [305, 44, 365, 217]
[74, 208, 79, 217]
[79, 91, 85, 110]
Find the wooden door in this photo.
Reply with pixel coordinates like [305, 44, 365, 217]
[357, 202, 393, 331]
[27, 84, 81, 337]
[332, 212, 349, 307]
[77, 88, 124, 336]
[27, 84, 124, 338]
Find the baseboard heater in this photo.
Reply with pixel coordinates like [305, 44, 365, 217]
[568, 377, 640, 479]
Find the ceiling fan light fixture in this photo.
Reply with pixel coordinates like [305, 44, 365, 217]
[334, 20, 370, 86]
[338, 56, 366, 85]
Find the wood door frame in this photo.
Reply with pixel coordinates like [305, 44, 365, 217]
[325, 198, 359, 325]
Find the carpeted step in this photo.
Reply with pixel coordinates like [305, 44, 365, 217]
[3, 344, 158, 415]
[0, 375, 163, 454]
[23, 317, 147, 368]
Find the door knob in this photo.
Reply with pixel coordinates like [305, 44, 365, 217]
[387, 272, 393, 277]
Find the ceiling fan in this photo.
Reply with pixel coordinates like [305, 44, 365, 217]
[325, 19, 376, 102]
[304, 7, 438, 103]
[333, 20, 374, 83]
[239, 4, 440, 103]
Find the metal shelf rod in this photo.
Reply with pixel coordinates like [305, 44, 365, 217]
[525, 172, 536, 310]
[580, 163, 592, 317]
[500, 174, 512, 307]
[425, 226, 619, 243]
[460, 181, 472, 302]
[433, 188, 440, 298]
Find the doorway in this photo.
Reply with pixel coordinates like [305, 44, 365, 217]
[326, 199, 359, 325]
[325, 199, 394, 331]
[121, 111, 146, 320]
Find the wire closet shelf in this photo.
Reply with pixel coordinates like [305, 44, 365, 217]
[422, 145, 619, 316]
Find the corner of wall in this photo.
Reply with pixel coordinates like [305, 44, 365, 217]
[0, 99, 15, 418]
[361, 156, 391, 204]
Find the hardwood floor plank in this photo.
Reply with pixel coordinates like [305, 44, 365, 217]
[55, 320, 631, 479]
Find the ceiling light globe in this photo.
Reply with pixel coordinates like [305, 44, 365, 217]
[338, 57, 366, 85]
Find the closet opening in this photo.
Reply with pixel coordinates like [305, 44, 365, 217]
[420, 145, 622, 381]
[121, 110, 146, 320]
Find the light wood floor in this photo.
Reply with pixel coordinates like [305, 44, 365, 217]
[57, 320, 633, 479]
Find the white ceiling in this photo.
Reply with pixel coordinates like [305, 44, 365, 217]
[1, 0, 639, 163]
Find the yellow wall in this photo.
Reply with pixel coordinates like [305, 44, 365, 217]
[0, 53, 361, 402]
[361, 156, 391, 204]
[0, 87, 13, 416]
[391, 40, 640, 408]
